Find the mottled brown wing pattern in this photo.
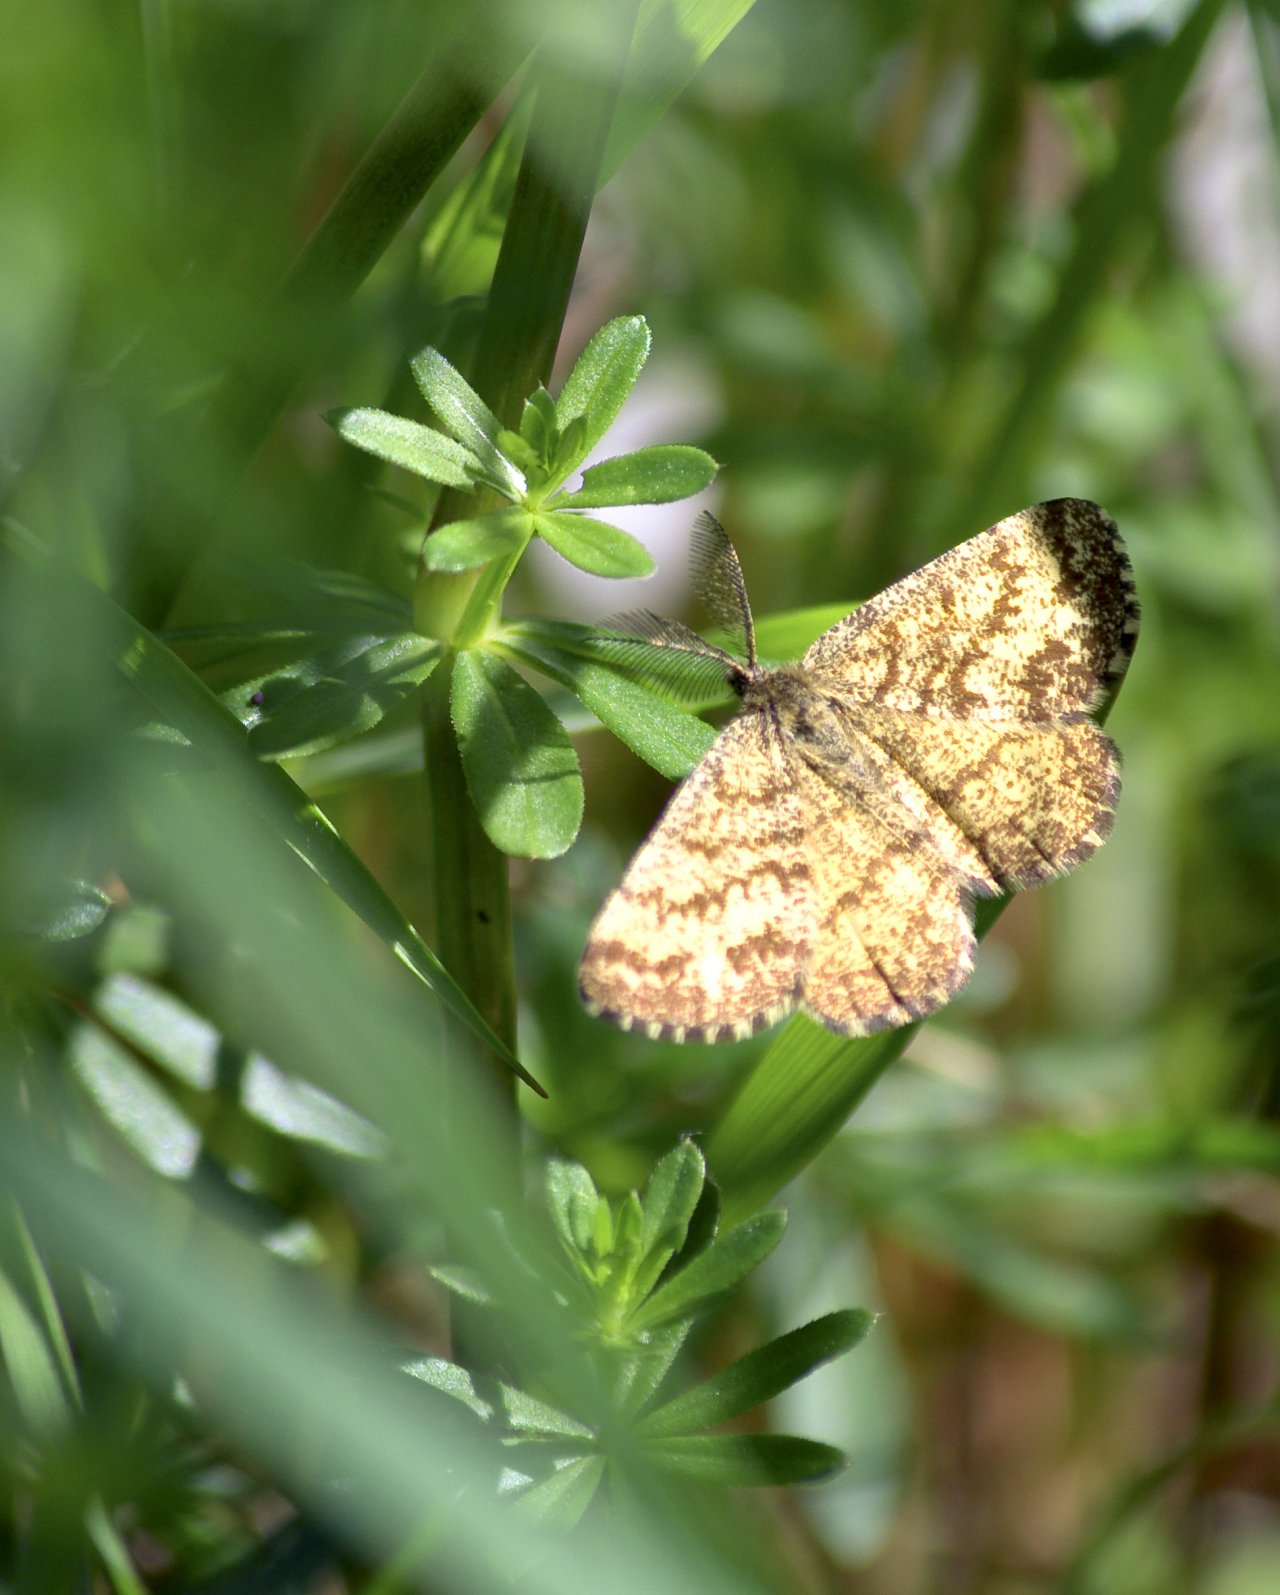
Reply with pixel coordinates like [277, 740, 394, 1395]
[580, 713, 812, 1041]
[853, 708, 1120, 891]
[803, 499, 1139, 720]
[580, 499, 1139, 1043]
[791, 746, 978, 1034]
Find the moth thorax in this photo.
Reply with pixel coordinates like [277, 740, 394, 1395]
[745, 664, 853, 769]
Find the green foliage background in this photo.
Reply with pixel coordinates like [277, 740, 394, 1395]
[3, 1, 1280, 1591]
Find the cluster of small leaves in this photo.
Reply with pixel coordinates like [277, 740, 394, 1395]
[190, 318, 720, 861]
[412, 1141, 873, 1526]
[334, 316, 716, 581]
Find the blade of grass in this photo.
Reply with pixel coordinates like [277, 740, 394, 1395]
[8, 539, 539, 1092]
[950, 0, 1229, 533]
[214, 4, 530, 478]
[710, 898, 1009, 1226]
[132, 6, 530, 627]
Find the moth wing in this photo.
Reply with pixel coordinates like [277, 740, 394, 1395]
[804, 500, 1139, 720]
[580, 713, 811, 1041]
[855, 708, 1121, 890]
[795, 742, 977, 1035]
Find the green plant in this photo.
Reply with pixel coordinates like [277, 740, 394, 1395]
[5, 1, 1280, 1589]
[416, 1142, 871, 1524]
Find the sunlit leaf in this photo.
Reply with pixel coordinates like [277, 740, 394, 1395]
[637, 1310, 874, 1437]
[630, 1212, 786, 1333]
[553, 315, 650, 465]
[422, 509, 534, 572]
[512, 1457, 605, 1527]
[450, 650, 584, 859]
[495, 620, 718, 779]
[533, 512, 656, 578]
[329, 407, 478, 486]
[554, 445, 718, 509]
[641, 1433, 846, 1486]
[410, 346, 524, 498]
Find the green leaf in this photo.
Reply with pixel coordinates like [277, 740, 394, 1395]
[496, 428, 542, 479]
[496, 620, 717, 781]
[631, 1148, 710, 1307]
[710, 1017, 911, 1227]
[181, 573, 420, 702]
[512, 1456, 605, 1527]
[554, 445, 718, 509]
[328, 407, 479, 487]
[403, 1356, 497, 1422]
[614, 1191, 644, 1262]
[175, 569, 415, 639]
[553, 316, 651, 466]
[678, 1179, 723, 1261]
[246, 634, 442, 759]
[0, 1264, 73, 1439]
[602, 3, 758, 182]
[641, 1433, 846, 1487]
[533, 512, 656, 578]
[637, 1310, 875, 1438]
[500, 1384, 594, 1440]
[70, 1022, 200, 1178]
[410, 346, 524, 499]
[83, 975, 381, 1158]
[520, 386, 557, 456]
[636, 1142, 706, 1286]
[614, 1324, 691, 1420]
[451, 650, 584, 859]
[554, 414, 588, 478]
[426, 1266, 494, 1307]
[593, 1195, 615, 1257]
[546, 1159, 601, 1255]
[751, 603, 852, 662]
[21, 879, 112, 942]
[629, 1211, 786, 1333]
[421, 509, 534, 572]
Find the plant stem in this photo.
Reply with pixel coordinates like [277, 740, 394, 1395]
[469, 13, 642, 423]
[416, 8, 641, 1106]
[420, 662, 517, 1091]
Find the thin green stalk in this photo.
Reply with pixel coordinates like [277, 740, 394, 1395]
[417, 9, 641, 1103]
[453, 540, 533, 648]
[941, 0, 1030, 368]
[469, 10, 643, 423]
[421, 662, 517, 1084]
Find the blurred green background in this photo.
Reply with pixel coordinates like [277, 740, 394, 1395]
[2, 1, 1279, 1591]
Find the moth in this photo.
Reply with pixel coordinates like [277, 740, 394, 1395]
[580, 501, 1139, 1042]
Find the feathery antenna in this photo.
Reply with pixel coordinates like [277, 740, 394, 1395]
[689, 511, 756, 670]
